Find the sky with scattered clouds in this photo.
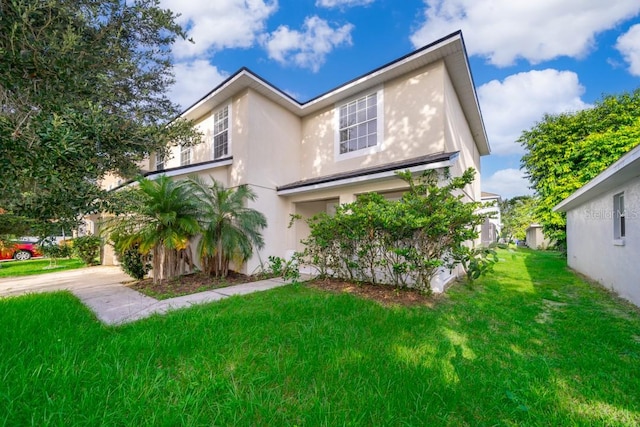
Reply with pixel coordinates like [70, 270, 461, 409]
[161, 0, 640, 198]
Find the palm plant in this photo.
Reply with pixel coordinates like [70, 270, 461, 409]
[108, 175, 200, 283]
[187, 176, 267, 277]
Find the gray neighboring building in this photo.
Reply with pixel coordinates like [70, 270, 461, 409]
[480, 191, 501, 245]
[554, 144, 640, 307]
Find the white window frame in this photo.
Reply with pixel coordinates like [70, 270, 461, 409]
[212, 103, 232, 160]
[155, 153, 164, 171]
[613, 192, 625, 244]
[180, 144, 191, 166]
[334, 86, 384, 161]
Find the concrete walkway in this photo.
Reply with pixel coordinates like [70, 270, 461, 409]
[0, 266, 288, 325]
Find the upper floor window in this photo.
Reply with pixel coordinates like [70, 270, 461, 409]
[213, 105, 230, 159]
[335, 87, 383, 160]
[180, 144, 191, 166]
[614, 192, 625, 240]
[155, 153, 164, 171]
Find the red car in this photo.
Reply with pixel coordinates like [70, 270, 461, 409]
[0, 241, 42, 261]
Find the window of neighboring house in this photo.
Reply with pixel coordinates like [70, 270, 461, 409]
[156, 153, 164, 171]
[614, 192, 625, 241]
[335, 88, 383, 159]
[180, 144, 191, 166]
[213, 105, 230, 159]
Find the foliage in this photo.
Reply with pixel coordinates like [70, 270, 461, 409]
[72, 235, 101, 266]
[301, 168, 493, 293]
[264, 255, 301, 283]
[105, 175, 199, 283]
[0, 0, 201, 233]
[499, 195, 537, 241]
[187, 176, 267, 278]
[120, 244, 152, 281]
[520, 89, 640, 244]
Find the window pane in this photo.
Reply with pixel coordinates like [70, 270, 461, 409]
[357, 136, 367, 150]
[357, 123, 367, 137]
[367, 134, 377, 147]
[348, 140, 357, 152]
[367, 94, 377, 107]
[357, 109, 366, 123]
[357, 99, 366, 111]
[367, 121, 377, 135]
[367, 106, 376, 120]
[348, 103, 356, 114]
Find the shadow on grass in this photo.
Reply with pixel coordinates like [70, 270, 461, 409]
[1, 252, 639, 425]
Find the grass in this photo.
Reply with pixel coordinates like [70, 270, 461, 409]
[1, 249, 639, 425]
[0, 258, 86, 278]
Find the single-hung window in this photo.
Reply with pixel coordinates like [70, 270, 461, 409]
[337, 90, 382, 158]
[614, 192, 625, 239]
[180, 144, 191, 166]
[213, 105, 229, 159]
[155, 153, 164, 171]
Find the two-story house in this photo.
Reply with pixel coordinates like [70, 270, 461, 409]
[98, 30, 490, 291]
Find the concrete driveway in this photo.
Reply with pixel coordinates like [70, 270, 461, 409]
[0, 266, 131, 298]
[0, 265, 288, 325]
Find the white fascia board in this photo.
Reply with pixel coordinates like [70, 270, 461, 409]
[277, 158, 456, 196]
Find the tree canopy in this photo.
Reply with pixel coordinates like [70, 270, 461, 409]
[0, 0, 200, 236]
[499, 195, 536, 242]
[519, 88, 640, 245]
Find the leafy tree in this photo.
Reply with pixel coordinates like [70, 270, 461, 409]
[187, 176, 267, 278]
[107, 176, 200, 283]
[0, 0, 201, 235]
[520, 89, 640, 245]
[301, 168, 496, 292]
[499, 196, 537, 242]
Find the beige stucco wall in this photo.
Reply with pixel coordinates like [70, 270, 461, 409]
[299, 61, 446, 180]
[565, 177, 640, 306]
[443, 65, 481, 202]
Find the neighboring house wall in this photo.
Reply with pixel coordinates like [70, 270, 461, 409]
[564, 177, 640, 306]
[526, 225, 550, 250]
[479, 192, 501, 245]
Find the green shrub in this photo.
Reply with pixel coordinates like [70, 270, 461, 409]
[119, 244, 151, 280]
[300, 168, 496, 293]
[72, 235, 101, 266]
[264, 255, 301, 283]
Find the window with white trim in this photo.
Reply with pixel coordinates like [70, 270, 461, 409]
[213, 105, 229, 159]
[336, 89, 383, 159]
[155, 153, 164, 171]
[614, 192, 625, 239]
[180, 144, 191, 166]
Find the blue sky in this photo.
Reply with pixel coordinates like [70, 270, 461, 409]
[161, 0, 640, 198]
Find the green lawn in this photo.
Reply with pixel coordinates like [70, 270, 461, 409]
[0, 258, 86, 278]
[1, 249, 639, 426]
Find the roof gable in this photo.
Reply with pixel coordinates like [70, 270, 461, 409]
[179, 31, 490, 156]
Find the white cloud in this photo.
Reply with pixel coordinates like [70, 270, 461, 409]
[262, 16, 353, 72]
[411, 0, 640, 66]
[162, 0, 278, 59]
[169, 60, 228, 109]
[616, 24, 640, 76]
[483, 169, 533, 199]
[316, 0, 374, 7]
[478, 69, 590, 156]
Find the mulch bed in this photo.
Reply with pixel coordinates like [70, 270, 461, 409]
[127, 271, 263, 299]
[128, 270, 438, 307]
[306, 278, 436, 307]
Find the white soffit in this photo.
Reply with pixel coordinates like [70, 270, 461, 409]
[179, 32, 489, 156]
